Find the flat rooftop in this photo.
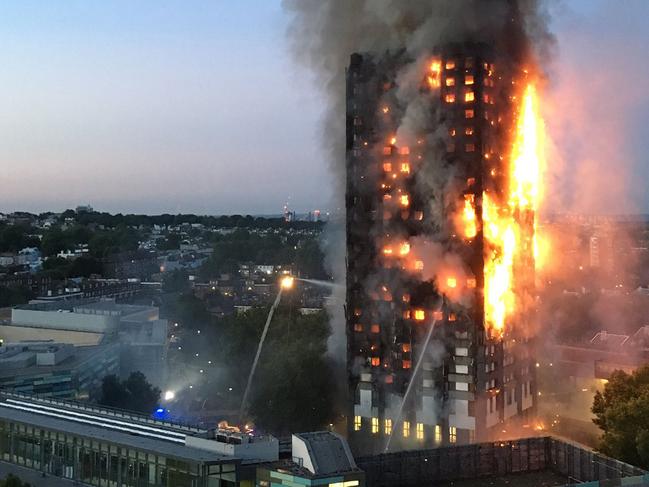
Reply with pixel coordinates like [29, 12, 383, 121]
[0, 343, 114, 378]
[0, 393, 229, 464]
[15, 298, 154, 317]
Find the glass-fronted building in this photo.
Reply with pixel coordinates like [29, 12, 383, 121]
[0, 392, 278, 487]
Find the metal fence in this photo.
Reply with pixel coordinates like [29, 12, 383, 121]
[356, 436, 646, 487]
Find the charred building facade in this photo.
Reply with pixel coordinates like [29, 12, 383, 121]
[345, 44, 537, 454]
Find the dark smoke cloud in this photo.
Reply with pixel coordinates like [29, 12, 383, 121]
[282, 0, 555, 360]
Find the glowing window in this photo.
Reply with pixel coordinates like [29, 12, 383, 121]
[465, 75, 474, 85]
[467, 278, 477, 288]
[447, 277, 457, 288]
[415, 260, 424, 271]
[399, 147, 410, 155]
[403, 310, 411, 319]
[445, 78, 455, 87]
[400, 195, 409, 207]
[435, 425, 442, 443]
[371, 324, 380, 334]
[450, 426, 457, 443]
[449, 313, 457, 322]
[433, 311, 444, 321]
[402, 360, 412, 369]
[353, 323, 363, 332]
[402, 421, 410, 438]
[414, 309, 425, 321]
[400, 163, 410, 173]
[445, 93, 456, 103]
[416, 423, 424, 440]
[445, 60, 456, 69]
[465, 91, 475, 102]
[449, 128, 456, 137]
[371, 357, 380, 367]
[402, 343, 411, 353]
[383, 162, 392, 172]
[385, 419, 392, 435]
[371, 417, 379, 434]
[414, 211, 424, 221]
[354, 416, 361, 431]
[466, 143, 475, 152]
[382, 147, 392, 155]
[465, 127, 474, 135]
[465, 109, 474, 119]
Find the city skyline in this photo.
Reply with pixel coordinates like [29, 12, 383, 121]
[0, 0, 647, 215]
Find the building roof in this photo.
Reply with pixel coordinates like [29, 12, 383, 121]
[0, 343, 116, 379]
[0, 393, 231, 464]
[293, 431, 359, 476]
[590, 330, 629, 348]
[15, 298, 154, 319]
[0, 324, 104, 346]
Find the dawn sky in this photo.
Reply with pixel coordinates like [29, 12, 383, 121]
[0, 0, 647, 215]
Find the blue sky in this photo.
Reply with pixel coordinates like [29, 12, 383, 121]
[0, 1, 646, 215]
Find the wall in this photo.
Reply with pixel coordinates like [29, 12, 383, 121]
[12, 309, 118, 333]
[355, 437, 646, 487]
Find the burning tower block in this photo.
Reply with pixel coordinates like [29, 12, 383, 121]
[345, 43, 540, 454]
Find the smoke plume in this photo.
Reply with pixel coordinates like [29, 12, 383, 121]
[282, 0, 554, 349]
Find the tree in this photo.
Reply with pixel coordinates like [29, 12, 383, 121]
[0, 224, 39, 252]
[172, 293, 211, 329]
[249, 341, 335, 434]
[245, 309, 336, 434]
[295, 239, 327, 279]
[99, 372, 160, 414]
[157, 233, 182, 251]
[162, 269, 190, 293]
[42, 256, 102, 278]
[0, 286, 35, 307]
[592, 365, 649, 467]
[0, 474, 30, 487]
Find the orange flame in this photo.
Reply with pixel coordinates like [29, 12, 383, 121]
[463, 194, 478, 239]
[427, 59, 442, 89]
[483, 83, 543, 336]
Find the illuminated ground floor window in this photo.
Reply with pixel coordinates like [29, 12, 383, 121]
[371, 417, 379, 434]
[403, 421, 410, 438]
[416, 423, 424, 440]
[384, 419, 392, 435]
[435, 425, 442, 444]
[353, 416, 361, 431]
[450, 426, 457, 443]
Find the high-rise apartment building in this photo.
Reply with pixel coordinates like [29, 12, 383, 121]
[345, 44, 537, 454]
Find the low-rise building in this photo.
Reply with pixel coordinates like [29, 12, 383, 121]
[256, 432, 364, 487]
[0, 392, 278, 486]
[0, 342, 119, 399]
[1, 298, 168, 388]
